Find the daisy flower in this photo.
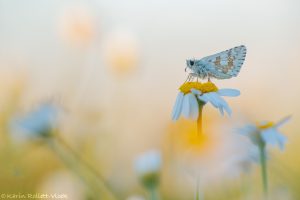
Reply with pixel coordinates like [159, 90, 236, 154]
[172, 81, 240, 121]
[171, 80, 240, 198]
[134, 150, 161, 200]
[134, 150, 161, 188]
[58, 5, 95, 46]
[126, 195, 146, 200]
[10, 102, 58, 139]
[239, 116, 291, 195]
[239, 116, 291, 150]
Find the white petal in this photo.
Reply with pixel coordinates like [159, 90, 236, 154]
[220, 99, 232, 116]
[275, 115, 292, 128]
[238, 124, 258, 136]
[203, 93, 219, 108]
[261, 129, 277, 146]
[276, 132, 287, 150]
[219, 107, 224, 116]
[210, 93, 232, 116]
[217, 89, 240, 97]
[182, 94, 199, 120]
[182, 95, 190, 119]
[261, 128, 287, 150]
[135, 150, 161, 175]
[171, 92, 184, 121]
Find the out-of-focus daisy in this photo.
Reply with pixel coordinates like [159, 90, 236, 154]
[134, 150, 161, 200]
[225, 146, 260, 178]
[103, 29, 139, 76]
[168, 120, 252, 199]
[181, 127, 253, 181]
[239, 116, 291, 150]
[10, 102, 58, 139]
[134, 150, 161, 189]
[172, 81, 240, 121]
[126, 195, 146, 200]
[38, 170, 85, 200]
[239, 116, 291, 195]
[58, 5, 96, 46]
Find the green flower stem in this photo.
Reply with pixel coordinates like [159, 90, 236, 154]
[258, 144, 268, 197]
[148, 187, 159, 200]
[47, 136, 118, 200]
[197, 103, 205, 135]
[195, 177, 199, 200]
[46, 138, 100, 199]
[195, 176, 204, 200]
[55, 135, 116, 198]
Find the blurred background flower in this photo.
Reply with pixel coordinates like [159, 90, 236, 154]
[38, 170, 86, 200]
[126, 195, 146, 200]
[58, 4, 96, 47]
[10, 102, 59, 141]
[135, 150, 161, 188]
[135, 150, 161, 200]
[102, 28, 140, 76]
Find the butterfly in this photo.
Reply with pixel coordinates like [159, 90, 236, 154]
[185, 45, 246, 80]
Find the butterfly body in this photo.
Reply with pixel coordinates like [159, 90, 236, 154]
[186, 45, 247, 79]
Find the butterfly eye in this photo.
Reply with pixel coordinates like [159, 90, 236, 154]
[189, 60, 195, 66]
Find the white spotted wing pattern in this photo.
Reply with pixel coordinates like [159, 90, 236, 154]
[187, 45, 247, 79]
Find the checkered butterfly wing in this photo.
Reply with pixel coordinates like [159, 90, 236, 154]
[200, 45, 247, 79]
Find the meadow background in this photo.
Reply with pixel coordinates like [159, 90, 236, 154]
[0, 0, 299, 199]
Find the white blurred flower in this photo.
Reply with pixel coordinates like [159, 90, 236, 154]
[176, 126, 252, 184]
[10, 102, 59, 139]
[134, 150, 161, 188]
[226, 146, 260, 178]
[103, 28, 139, 76]
[239, 116, 291, 150]
[172, 81, 240, 120]
[126, 195, 146, 200]
[58, 5, 96, 46]
[38, 171, 85, 200]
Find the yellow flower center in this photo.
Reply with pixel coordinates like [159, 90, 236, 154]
[179, 81, 218, 94]
[257, 122, 274, 129]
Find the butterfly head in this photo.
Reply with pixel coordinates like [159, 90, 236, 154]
[185, 59, 196, 72]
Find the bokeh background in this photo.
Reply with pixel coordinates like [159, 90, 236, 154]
[0, 0, 299, 199]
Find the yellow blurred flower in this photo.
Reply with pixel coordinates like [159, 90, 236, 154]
[58, 5, 95, 46]
[103, 29, 139, 76]
[173, 121, 217, 157]
[167, 120, 251, 183]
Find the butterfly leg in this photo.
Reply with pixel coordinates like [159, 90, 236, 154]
[189, 74, 194, 82]
[184, 73, 191, 83]
[190, 73, 198, 82]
